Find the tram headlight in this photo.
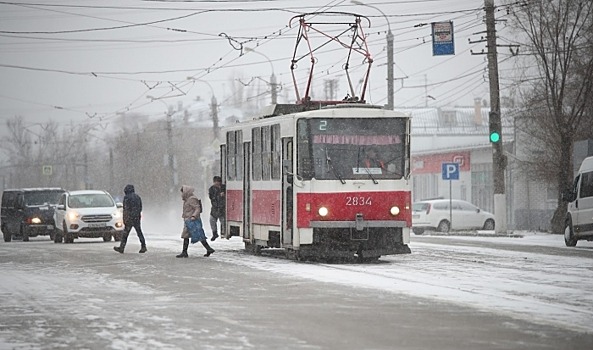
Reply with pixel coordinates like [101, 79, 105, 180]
[318, 206, 329, 217]
[390, 206, 400, 216]
[31, 217, 42, 224]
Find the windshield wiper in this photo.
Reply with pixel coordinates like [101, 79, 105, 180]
[326, 148, 346, 184]
[363, 167, 378, 184]
[357, 146, 378, 184]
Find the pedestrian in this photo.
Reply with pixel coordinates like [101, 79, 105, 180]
[208, 175, 226, 241]
[114, 184, 147, 254]
[176, 185, 215, 258]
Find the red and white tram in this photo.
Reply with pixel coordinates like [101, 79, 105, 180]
[220, 103, 412, 261]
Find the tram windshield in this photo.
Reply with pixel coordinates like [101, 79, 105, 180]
[297, 118, 408, 181]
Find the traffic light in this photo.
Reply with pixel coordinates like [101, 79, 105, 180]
[490, 130, 501, 143]
[489, 112, 501, 143]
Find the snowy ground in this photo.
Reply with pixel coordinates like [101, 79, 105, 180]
[141, 212, 593, 335]
[1, 213, 593, 349]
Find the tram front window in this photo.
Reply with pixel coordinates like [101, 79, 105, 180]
[297, 118, 407, 180]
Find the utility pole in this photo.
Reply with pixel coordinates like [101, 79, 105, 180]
[83, 151, 89, 189]
[147, 96, 178, 196]
[352, 1, 394, 109]
[386, 28, 394, 110]
[165, 108, 176, 193]
[210, 95, 219, 139]
[485, 0, 507, 234]
[270, 73, 278, 105]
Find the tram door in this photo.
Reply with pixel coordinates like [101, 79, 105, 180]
[242, 141, 251, 241]
[282, 138, 293, 246]
[220, 144, 227, 237]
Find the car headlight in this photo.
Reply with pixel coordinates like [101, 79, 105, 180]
[67, 211, 80, 221]
[318, 206, 329, 217]
[390, 206, 400, 216]
[31, 217, 42, 224]
[112, 210, 122, 218]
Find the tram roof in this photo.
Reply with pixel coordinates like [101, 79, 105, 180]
[251, 102, 405, 120]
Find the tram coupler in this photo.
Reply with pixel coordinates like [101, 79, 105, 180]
[355, 213, 364, 231]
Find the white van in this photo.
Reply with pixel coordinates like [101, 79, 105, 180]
[564, 156, 593, 246]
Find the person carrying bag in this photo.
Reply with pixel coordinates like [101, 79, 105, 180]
[176, 185, 215, 258]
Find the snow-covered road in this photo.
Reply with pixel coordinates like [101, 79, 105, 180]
[145, 226, 593, 334]
[1, 227, 592, 349]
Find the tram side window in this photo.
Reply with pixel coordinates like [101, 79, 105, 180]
[226, 131, 236, 180]
[226, 131, 243, 181]
[252, 127, 262, 181]
[271, 124, 281, 180]
[262, 125, 271, 181]
[235, 131, 243, 181]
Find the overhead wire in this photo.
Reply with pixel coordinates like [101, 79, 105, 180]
[0, 0, 503, 124]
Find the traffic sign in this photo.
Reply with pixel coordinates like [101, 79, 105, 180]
[442, 162, 459, 180]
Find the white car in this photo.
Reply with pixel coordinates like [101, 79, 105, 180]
[53, 190, 124, 243]
[412, 198, 495, 234]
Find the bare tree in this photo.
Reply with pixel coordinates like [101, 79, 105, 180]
[507, 0, 593, 233]
[0, 116, 99, 189]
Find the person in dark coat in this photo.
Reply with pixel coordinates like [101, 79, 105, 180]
[114, 184, 147, 254]
[208, 176, 226, 241]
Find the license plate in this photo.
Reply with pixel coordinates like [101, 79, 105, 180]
[88, 223, 106, 228]
[47, 225, 54, 230]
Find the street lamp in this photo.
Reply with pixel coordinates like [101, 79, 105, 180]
[244, 47, 278, 105]
[146, 96, 178, 193]
[352, 0, 394, 110]
[185, 78, 220, 138]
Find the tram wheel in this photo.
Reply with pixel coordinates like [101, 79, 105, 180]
[244, 242, 262, 255]
[285, 249, 301, 261]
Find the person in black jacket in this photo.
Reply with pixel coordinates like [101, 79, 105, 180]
[208, 176, 225, 241]
[114, 184, 147, 253]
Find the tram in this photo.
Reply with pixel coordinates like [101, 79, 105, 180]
[220, 103, 412, 260]
[218, 12, 412, 260]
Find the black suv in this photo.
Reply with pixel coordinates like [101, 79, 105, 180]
[1, 188, 66, 242]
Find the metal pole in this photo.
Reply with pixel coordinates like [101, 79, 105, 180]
[387, 29, 394, 110]
[166, 110, 175, 192]
[352, 1, 393, 109]
[211, 95, 219, 138]
[271, 73, 278, 105]
[485, 0, 507, 234]
[449, 180, 453, 230]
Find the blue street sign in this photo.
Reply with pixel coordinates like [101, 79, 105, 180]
[442, 162, 459, 180]
[432, 21, 455, 56]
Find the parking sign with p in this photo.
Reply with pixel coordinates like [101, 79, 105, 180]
[442, 162, 459, 180]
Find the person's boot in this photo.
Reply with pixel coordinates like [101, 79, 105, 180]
[139, 245, 147, 253]
[201, 239, 215, 257]
[115, 231, 128, 253]
[211, 232, 219, 241]
[176, 238, 189, 258]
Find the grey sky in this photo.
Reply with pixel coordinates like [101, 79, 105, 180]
[0, 0, 510, 131]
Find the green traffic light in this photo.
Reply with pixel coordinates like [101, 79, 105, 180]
[490, 132, 501, 143]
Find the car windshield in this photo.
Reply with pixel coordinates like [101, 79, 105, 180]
[24, 190, 64, 206]
[69, 194, 114, 208]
